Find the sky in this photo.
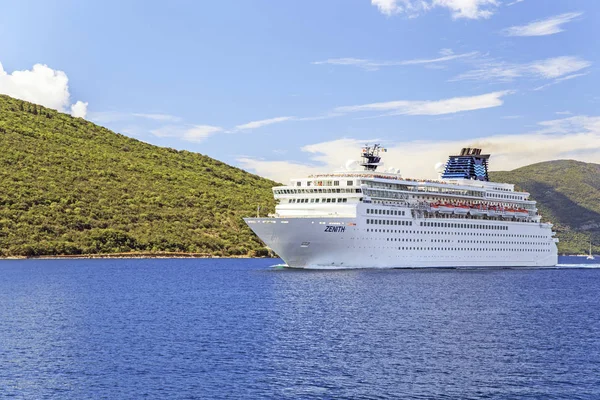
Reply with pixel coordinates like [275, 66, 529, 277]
[1, 0, 599, 182]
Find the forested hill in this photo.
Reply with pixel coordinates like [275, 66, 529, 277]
[490, 160, 600, 254]
[0, 94, 277, 257]
[1, 94, 598, 257]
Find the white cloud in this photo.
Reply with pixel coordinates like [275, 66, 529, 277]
[334, 91, 511, 116]
[235, 116, 295, 131]
[536, 115, 600, 135]
[312, 50, 478, 71]
[0, 62, 87, 116]
[88, 111, 129, 124]
[529, 57, 590, 79]
[183, 125, 223, 142]
[237, 157, 325, 184]
[506, 0, 525, 5]
[238, 116, 600, 183]
[150, 126, 180, 138]
[453, 56, 591, 82]
[231, 92, 509, 130]
[89, 111, 182, 124]
[70, 101, 88, 118]
[503, 12, 582, 37]
[434, 0, 498, 19]
[371, 0, 499, 19]
[371, 0, 427, 17]
[533, 71, 589, 91]
[131, 113, 182, 122]
[151, 124, 222, 143]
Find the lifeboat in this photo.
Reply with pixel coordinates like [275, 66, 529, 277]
[453, 204, 470, 215]
[429, 203, 440, 212]
[503, 208, 516, 218]
[487, 206, 499, 217]
[439, 203, 455, 214]
[515, 208, 529, 218]
[469, 205, 488, 216]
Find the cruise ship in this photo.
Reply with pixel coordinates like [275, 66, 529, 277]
[244, 145, 558, 269]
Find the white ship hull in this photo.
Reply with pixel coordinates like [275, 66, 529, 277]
[245, 216, 558, 269]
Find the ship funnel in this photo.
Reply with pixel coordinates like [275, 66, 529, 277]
[442, 148, 490, 181]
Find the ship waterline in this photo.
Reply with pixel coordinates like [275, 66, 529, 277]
[245, 145, 558, 269]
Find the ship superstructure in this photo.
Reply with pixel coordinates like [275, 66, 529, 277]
[244, 146, 558, 268]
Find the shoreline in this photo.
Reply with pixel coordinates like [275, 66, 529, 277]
[0, 253, 591, 261]
[0, 252, 277, 260]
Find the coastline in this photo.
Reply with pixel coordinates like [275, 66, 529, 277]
[0, 252, 277, 260]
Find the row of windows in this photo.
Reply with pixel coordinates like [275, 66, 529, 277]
[289, 198, 348, 204]
[367, 208, 406, 216]
[368, 199, 530, 215]
[395, 247, 551, 252]
[367, 219, 413, 226]
[457, 240, 549, 246]
[489, 192, 524, 201]
[367, 229, 418, 234]
[276, 188, 361, 194]
[365, 183, 483, 198]
[295, 180, 354, 187]
[384, 238, 549, 246]
[365, 228, 549, 239]
[420, 221, 508, 230]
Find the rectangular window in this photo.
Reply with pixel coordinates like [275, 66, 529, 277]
[333, 181, 340, 186]
[296, 181, 301, 186]
[347, 180, 353, 186]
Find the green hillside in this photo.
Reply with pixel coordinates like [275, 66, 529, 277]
[0, 94, 277, 257]
[490, 161, 600, 255]
[2, 94, 598, 257]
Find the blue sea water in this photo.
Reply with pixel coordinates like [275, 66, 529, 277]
[1, 257, 599, 399]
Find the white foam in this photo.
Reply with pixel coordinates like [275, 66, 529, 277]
[555, 264, 600, 269]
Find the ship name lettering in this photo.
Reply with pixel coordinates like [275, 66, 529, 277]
[325, 226, 345, 233]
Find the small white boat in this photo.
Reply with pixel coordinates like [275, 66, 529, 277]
[515, 209, 529, 218]
[429, 204, 440, 212]
[487, 209, 499, 217]
[439, 204, 455, 214]
[469, 207, 487, 217]
[453, 205, 470, 215]
[503, 209, 516, 218]
[587, 242, 595, 260]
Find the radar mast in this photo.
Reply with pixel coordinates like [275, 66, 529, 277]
[361, 144, 386, 171]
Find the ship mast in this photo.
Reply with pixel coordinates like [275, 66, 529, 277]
[361, 144, 386, 171]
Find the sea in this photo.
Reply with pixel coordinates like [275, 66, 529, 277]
[1, 257, 599, 399]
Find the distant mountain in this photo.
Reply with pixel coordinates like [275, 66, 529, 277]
[491, 160, 600, 254]
[0, 94, 277, 257]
